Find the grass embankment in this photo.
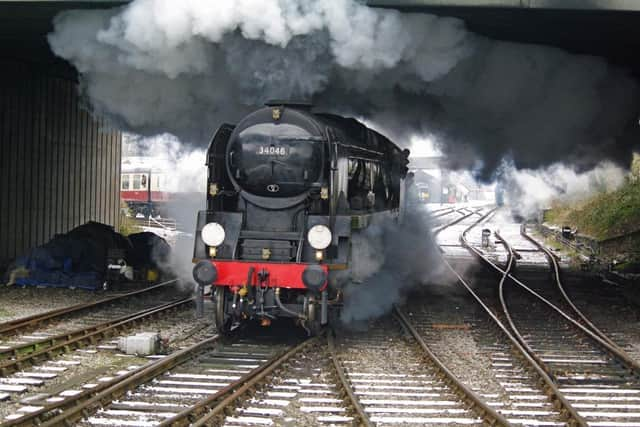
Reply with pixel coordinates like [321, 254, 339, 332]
[545, 154, 640, 241]
[545, 179, 640, 240]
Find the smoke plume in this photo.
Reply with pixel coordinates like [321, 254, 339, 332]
[48, 0, 640, 178]
[501, 161, 627, 218]
[124, 133, 206, 281]
[339, 207, 447, 324]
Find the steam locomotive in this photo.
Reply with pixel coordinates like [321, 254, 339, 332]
[192, 102, 409, 334]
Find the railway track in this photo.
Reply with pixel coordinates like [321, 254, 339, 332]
[210, 332, 367, 427]
[0, 280, 179, 338]
[521, 228, 640, 362]
[1, 332, 221, 427]
[458, 208, 640, 426]
[329, 309, 507, 426]
[0, 296, 192, 371]
[5, 325, 374, 427]
[422, 207, 582, 425]
[6, 204, 636, 426]
[0, 291, 194, 407]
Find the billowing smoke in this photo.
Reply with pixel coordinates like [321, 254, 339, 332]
[48, 1, 640, 177]
[124, 133, 206, 193]
[501, 161, 627, 218]
[339, 207, 447, 324]
[123, 133, 206, 281]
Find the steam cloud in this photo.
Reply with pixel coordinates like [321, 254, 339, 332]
[48, 0, 640, 178]
[124, 133, 206, 281]
[339, 207, 447, 324]
[501, 161, 627, 218]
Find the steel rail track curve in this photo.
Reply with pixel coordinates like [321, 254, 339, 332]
[487, 228, 640, 425]
[165, 336, 319, 427]
[2, 333, 220, 427]
[520, 227, 637, 357]
[0, 297, 193, 377]
[460, 209, 640, 425]
[393, 305, 511, 427]
[0, 280, 179, 337]
[436, 207, 587, 426]
[463, 219, 640, 374]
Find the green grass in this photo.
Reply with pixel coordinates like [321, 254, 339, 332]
[544, 178, 640, 240]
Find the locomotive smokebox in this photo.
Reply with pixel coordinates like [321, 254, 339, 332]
[302, 265, 328, 291]
[193, 260, 217, 286]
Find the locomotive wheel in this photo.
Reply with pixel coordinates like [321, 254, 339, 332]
[214, 287, 232, 335]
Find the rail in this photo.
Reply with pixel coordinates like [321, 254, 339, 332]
[520, 226, 640, 370]
[0, 279, 178, 337]
[462, 218, 640, 373]
[0, 297, 192, 376]
[393, 306, 511, 427]
[160, 336, 319, 427]
[327, 330, 373, 427]
[437, 207, 587, 426]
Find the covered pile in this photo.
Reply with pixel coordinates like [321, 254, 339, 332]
[6, 222, 170, 290]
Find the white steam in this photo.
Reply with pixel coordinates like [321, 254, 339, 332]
[502, 161, 627, 218]
[124, 133, 206, 193]
[339, 207, 447, 324]
[49, 1, 639, 177]
[123, 133, 206, 281]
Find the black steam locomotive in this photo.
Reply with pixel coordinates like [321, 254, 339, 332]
[192, 102, 409, 334]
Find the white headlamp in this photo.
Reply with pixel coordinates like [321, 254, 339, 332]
[201, 222, 226, 247]
[307, 225, 332, 250]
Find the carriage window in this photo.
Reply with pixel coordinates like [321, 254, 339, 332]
[141, 174, 147, 188]
[133, 174, 141, 190]
[121, 174, 130, 190]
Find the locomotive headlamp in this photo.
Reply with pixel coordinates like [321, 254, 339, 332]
[307, 225, 332, 250]
[201, 222, 225, 247]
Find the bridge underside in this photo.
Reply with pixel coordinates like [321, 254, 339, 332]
[2, 1, 640, 75]
[370, 1, 640, 75]
[0, 2, 125, 78]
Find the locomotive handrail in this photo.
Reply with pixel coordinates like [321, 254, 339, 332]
[336, 142, 383, 156]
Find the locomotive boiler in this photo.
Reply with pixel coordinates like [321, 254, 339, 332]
[192, 102, 409, 334]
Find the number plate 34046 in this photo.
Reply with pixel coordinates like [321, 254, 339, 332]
[257, 146, 288, 156]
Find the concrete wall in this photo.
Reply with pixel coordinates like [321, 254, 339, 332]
[0, 60, 121, 269]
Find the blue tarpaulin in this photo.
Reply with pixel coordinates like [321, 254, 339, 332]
[12, 222, 133, 290]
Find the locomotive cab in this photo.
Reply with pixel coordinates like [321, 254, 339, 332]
[192, 102, 408, 335]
